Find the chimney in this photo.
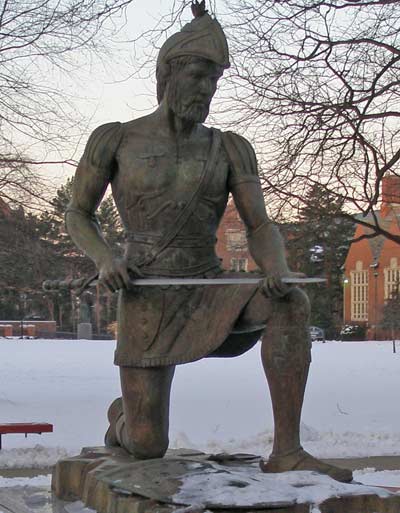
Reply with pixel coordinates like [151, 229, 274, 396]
[381, 174, 400, 217]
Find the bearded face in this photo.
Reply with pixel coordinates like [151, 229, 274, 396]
[166, 58, 223, 124]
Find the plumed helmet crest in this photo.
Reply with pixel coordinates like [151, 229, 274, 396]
[157, 1, 230, 70]
[191, 1, 207, 18]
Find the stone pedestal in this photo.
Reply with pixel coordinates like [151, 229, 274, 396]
[77, 322, 92, 340]
[52, 447, 400, 513]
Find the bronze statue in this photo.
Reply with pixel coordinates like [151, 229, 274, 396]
[66, 1, 352, 482]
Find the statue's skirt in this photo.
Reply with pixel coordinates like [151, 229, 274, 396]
[115, 272, 264, 368]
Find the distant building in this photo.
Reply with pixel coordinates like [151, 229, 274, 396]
[0, 320, 57, 338]
[0, 197, 12, 218]
[216, 200, 258, 272]
[343, 175, 400, 339]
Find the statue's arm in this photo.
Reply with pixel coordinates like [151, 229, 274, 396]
[66, 122, 131, 291]
[224, 131, 303, 296]
[232, 182, 290, 276]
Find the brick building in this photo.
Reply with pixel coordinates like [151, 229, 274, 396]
[0, 197, 12, 218]
[216, 200, 257, 272]
[0, 320, 57, 338]
[343, 175, 400, 339]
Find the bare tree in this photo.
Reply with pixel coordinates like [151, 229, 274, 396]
[137, 0, 400, 242]
[225, 0, 400, 242]
[0, 0, 134, 206]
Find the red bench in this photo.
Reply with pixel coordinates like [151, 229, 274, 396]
[0, 423, 53, 449]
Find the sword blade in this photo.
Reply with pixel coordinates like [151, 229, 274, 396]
[129, 277, 326, 286]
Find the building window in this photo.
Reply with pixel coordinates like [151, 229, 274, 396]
[350, 261, 368, 321]
[231, 258, 248, 272]
[226, 230, 247, 251]
[384, 257, 400, 299]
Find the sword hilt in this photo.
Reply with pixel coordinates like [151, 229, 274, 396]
[42, 274, 98, 296]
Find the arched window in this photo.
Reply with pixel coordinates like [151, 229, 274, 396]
[350, 261, 368, 321]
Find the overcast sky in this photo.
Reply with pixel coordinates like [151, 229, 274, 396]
[44, 0, 227, 186]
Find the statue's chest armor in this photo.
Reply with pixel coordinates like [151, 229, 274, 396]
[113, 137, 229, 234]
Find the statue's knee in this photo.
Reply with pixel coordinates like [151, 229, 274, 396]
[286, 287, 310, 323]
[262, 289, 311, 371]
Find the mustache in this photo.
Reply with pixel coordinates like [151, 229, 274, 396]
[184, 97, 210, 107]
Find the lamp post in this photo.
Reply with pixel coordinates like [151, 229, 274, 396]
[342, 276, 349, 326]
[370, 262, 379, 340]
[19, 292, 27, 339]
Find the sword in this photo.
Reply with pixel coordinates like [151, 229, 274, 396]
[126, 277, 325, 286]
[43, 275, 325, 295]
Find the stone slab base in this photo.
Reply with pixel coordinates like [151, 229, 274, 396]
[0, 485, 100, 513]
[52, 447, 400, 513]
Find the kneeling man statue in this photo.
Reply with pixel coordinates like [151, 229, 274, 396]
[66, 1, 352, 483]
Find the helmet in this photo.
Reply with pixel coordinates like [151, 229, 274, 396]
[156, 1, 230, 70]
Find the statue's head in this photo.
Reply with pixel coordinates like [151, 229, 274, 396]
[156, 1, 230, 123]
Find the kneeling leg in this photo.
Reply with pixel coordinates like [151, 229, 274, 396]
[106, 365, 175, 459]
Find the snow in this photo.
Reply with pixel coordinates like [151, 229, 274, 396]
[173, 465, 391, 509]
[0, 446, 68, 468]
[63, 502, 95, 513]
[0, 338, 399, 487]
[354, 468, 400, 488]
[0, 474, 51, 488]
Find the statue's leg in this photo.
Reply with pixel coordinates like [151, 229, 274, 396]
[239, 287, 352, 482]
[260, 287, 310, 459]
[105, 365, 175, 459]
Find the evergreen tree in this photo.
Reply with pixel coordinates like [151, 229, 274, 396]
[0, 179, 124, 332]
[0, 207, 58, 321]
[284, 185, 354, 338]
[40, 178, 124, 333]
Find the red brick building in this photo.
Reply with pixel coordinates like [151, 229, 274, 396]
[0, 197, 12, 218]
[343, 175, 400, 339]
[216, 199, 258, 272]
[0, 320, 57, 338]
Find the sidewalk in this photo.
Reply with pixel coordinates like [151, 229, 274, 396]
[0, 467, 52, 479]
[325, 456, 400, 471]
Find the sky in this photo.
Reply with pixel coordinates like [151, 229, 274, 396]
[40, 0, 228, 188]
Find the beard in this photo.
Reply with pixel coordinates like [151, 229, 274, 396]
[167, 80, 210, 123]
[178, 101, 210, 123]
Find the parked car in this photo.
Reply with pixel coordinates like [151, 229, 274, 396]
[309, 326, 325, 342]
[339, 324, 366, 341]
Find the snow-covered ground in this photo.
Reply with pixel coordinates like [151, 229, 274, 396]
[0, 339, 399, 479]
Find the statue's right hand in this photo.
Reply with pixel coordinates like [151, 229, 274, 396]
[99, 258, 141, 293]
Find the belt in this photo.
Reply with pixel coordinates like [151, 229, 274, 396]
[125, 232, 216, 249]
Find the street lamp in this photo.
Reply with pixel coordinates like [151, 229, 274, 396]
[342, 276, 349, 326]
[19, 292, 27, 339]
[370, 262, 379, 339]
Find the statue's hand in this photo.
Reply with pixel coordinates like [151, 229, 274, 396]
[261, 271, 306, 299]
[99, 258, 142, 293]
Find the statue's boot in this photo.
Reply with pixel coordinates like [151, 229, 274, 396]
[104, 397, 123, 447]
[260, 448, 353, 483]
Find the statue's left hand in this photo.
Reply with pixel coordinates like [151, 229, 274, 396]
[261, 271, 306, 299]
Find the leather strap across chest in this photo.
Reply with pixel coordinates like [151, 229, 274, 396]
[134, 128, 222, 268]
